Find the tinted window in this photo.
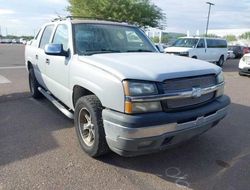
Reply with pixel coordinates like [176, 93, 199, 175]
[52, 24, 69, 51]
[172, 38, 199, 48]
[206, 39, 227, 48]
[197, 39, 205, 48]
[39, 25, 54, 49]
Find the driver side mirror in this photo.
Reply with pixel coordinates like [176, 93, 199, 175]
[45, 44, 69, 57]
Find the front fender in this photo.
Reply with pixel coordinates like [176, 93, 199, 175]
[70, 60, 125, 112]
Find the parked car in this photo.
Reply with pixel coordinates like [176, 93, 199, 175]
[165, 37, 228, 67]
[1, 39, 12, 43]
[239, 53, 250, 76]
[243, 47, 250, 55]
[227, 50, 235, 59]
[25, 17, 230, 157]
[228, 45, 250, 58]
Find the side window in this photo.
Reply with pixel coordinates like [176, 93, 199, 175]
[217, 40, 227, 48]
[207, 39, 227, 48]
[52, 24, 69, 51]
[206, 39, 213, 48]
[197, 39, 205, 48]
[39, 25, 54, 49]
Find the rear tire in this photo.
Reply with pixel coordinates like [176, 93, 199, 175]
[74, 95, 109, 157]
[217, 56, 224, 67]
[29, 68, 43, 99]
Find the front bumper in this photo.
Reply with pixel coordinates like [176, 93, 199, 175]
[239, 68, 250, 76]
[103, 95, 230, 156]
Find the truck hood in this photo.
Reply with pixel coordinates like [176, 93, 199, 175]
[78, 53, 221, 82]
[165, 47, 192, 53]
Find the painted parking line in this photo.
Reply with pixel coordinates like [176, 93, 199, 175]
[0, 75, 11, 84]
[0, 66, 26, 70]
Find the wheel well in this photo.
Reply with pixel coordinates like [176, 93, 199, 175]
[27, 61, 33, 71]
[73, 86, 94, 108]
[192, 56, 197, 59]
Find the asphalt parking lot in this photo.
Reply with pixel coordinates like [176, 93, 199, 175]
[0, 44, 250, 190]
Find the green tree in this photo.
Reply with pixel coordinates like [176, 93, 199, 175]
[67, 0, 166, 27]
[223, 34, 237, 42]
[240, 32, 250, 39]
[150, 36, 159, 43]
[161, 33, 169, 43]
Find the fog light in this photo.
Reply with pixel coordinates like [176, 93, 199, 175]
[138, 141, 153, 148]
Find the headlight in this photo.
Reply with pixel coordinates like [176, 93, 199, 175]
[242, 56, 246, 62]
[216, 71, 224, 84]
[216, 71, 224, 97]
[123, 80, 162, 114]
[123, 81, 158, 96]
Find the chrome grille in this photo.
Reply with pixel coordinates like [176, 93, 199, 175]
[162, 75, 216, 111]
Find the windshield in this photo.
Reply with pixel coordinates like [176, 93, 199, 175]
[172, 38, 199, 48]
[73, 23, 156, 55]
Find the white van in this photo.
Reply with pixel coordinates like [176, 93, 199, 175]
[165, 37, 228, 67]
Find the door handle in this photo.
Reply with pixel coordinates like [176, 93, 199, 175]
[35, 55, 38, 60]
[46, 58, 50, 64]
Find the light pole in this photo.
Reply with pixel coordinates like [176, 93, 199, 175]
[205, 2, 215, 37]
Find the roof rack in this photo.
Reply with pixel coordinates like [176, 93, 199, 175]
[51, 16, 131, 24]
[67, 16, 128, 23]
[51, 17, 68, 22]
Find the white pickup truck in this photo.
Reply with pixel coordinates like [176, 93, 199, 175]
[25, 17, 230, 157]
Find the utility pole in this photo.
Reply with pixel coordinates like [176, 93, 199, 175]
[205, 2, 215, 37]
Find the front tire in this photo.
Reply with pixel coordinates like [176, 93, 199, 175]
[217, 56, 224, 67]
[29, 68, 42, 99]
[74, 95, 109, 157]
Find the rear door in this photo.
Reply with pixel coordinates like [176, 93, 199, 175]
[205, 39, 217, 62]
[36, 24, 55, 89]
[44, 24, 71, 104]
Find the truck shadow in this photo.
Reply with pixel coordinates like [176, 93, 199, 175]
[99, 102, 250, 190]
[0, 92, 73, 166]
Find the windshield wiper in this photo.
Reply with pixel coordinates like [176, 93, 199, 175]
[83, 49, 121, 55]
[126, 49, 154, 52]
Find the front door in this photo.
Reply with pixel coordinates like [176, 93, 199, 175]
[195, 38, 207, 61]
[45, 24, 71, 105]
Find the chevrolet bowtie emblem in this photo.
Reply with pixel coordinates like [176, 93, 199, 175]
[192, 87, 202, 98]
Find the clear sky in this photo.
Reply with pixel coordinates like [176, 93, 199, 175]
[0, 0, 250, 36]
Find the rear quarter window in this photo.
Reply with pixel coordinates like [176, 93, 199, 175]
[207, 39, 227, 48]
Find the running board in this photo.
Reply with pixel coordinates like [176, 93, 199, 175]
[38, 87, 74, 119]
